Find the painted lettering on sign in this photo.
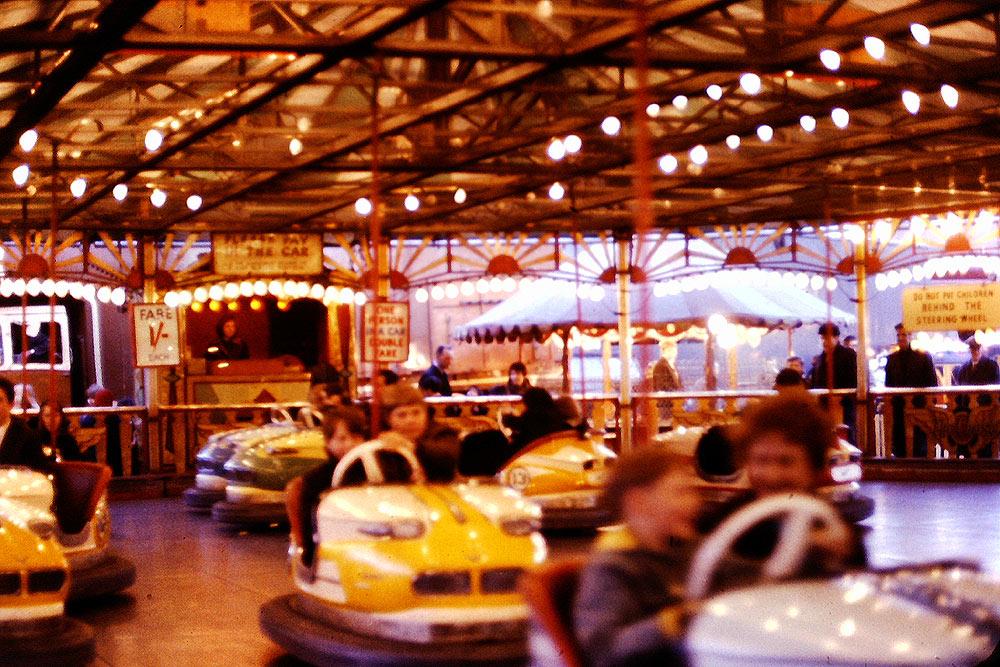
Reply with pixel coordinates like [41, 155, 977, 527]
[902, 284, 1000, 331]
[212, 233, 323, 275]
[362, 302, 410, 363]
[132, 304, 181, 367]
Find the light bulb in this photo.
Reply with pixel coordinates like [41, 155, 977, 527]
[756, 125, 774, 142]
[70, 177, 87, 198]
[110, 287, 126, 307]
[831, 107, 849, 129]
[658, 154, 678, 174]
[144, 128, 163, 152]
[355, 197, 373, 216]
[536, 0, 553, 19]
[725, 134, 740, 150]
[672, 95, 688, 110]
[563, 134, 582, 154]
[645, 103, 660, 118]
[547, 138, 566, 161]
[96, 286, 112, 303]
[288, 137, 303, 156]
[150, 188, 167, 207]
[453, 188, 467, 204]
[186, 194, 202, 211]
[414, 288, 429, 303]
[941, 84, 959, 108]
[706, 84, 723, 101]
[601, 116, 621, 136]
[430, 285, 445, 300]
[800, 115, 817, 132]
[901, 90, 920, 114]
[739, 73, 761, 95]
[863, 36, 885, 60]
[910, 23, 930, 46]
[689, 144, 708, 166]
[18, 129, 38, 153]
[11, 164, 29, 187]
[112, 183, 128, 201]
[548, 182, 565, 200]
[404, 193, 420, 211]
[819, 49, 841, 71]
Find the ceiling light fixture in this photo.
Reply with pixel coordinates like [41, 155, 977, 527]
[288, 137, 303, 156]
[150, 188, 167, 208]
[831, 107, 850, 129]
[800, 115, 817, 132]
[11, 164, 29, 187]
[756, 125, 774, 142]
[863, 36, 886, 60]
[563, 134, 582, 154]
[706, 84, 723, 101]
[725, 134, 740, 150]
[819, 49, 841, 71]
[18, 129, 38, 153]
[453, 188, 467, 204]
[739, 73, 761, 95]
[910, 23, 930, 46]
[112, 183, 128, 201]
[901, 90, 920, 114]
[646, 103, 661, 118]
[404, 193, 420, 211]
[940, 84, 959, 108]
[658, 154, 678, 174]
[144, 128, 163, 152]
[186, 194, 202, 211]
[355, 197, 373, 216]
[672, 95, 688, 110]
[548, 182, 565, 200]
[70, 177, 87, 198]
[547, 138, 566, 161]
[600, 116, 621, 136]
[689, 144, 708, 166]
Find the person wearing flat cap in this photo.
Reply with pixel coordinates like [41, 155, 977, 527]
[952, 339, 999, 386]
[808, 322, 857, 442]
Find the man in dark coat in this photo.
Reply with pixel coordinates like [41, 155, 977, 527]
[808, 322, 857, 442]
[885, 323, 938, 456]
[952, 339, 1000, 386]
[0, 376, 47, 470]
[418, 345, 453, 396]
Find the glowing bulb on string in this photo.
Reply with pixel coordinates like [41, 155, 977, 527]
[144, 128, 163, 152]
[901, 90, 920, 114]
[355, 197, 372, 216]
[819, 49, 841, 71]
[672, 95, 688, 111]
[18, 129, 38, 153]
[414, 288, 429, 303]
[186, 194, 202, 211]
[941, 85, 959, 108]
[11, 164, 29, 187]
[548, 182, 565, 200]
[453, 188, 467, 204]
[739, 73, 761, 95]
[547, 138, 566, 161]
[110, 287, 126, 306]
[563, 134, 582, 154]
[863, 37, 886, 60]
[600, 116, 621, 136]
[150, 188, 166, 207]
[288, 137, 303, 156]
[706, 84, 723, 101]
[725, 135, 740, 150]
[645, 103, 660, 118]
[404, 193, 420, 211]
[831, 107, 849, 129]
[800, 115, 816, 132]
[658, 154, 678, 174]
[112, 183, 128, 201]
[910, 23, 930, 46]
[689, 144, 708, 166]
[756, 125, 774, 142]
[70, 177, 87, 198]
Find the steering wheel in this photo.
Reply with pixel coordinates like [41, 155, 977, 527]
[269, 406, 294, 424]
[297, 406, 322, 429]
[686, 493, 850, 599]
[331, 441, 426, 487]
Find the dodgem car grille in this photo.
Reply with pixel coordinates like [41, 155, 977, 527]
[413, 572, 471, 595]
[0, 572, 20, 595]
[481, 568, 523, 593]
[27, 569, 65, 593]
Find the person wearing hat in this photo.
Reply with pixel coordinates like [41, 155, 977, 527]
[952, 339, 999, 386]
[808, 322, 857, 442]
[885, 323, 937, 457]
[376, 384, 460, 482]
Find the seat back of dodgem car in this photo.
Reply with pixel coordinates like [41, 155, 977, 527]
[285, 476, 306, 551]
[520, 558, 586, 667]
[50, 462, 111, 535]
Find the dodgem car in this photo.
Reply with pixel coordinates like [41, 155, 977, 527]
[0, 463, 135, 600]
[183, 420, 301, 510]
[260, 441, 546, 665]
[658, 424, 874, 522]
[211, 428, 326, 526]
[526, 494, 999, 666]
[0, 494, 95, 666]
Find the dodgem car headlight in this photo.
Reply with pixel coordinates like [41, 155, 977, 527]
[358, 519, 426, 539]
[500, 517, 539, 536]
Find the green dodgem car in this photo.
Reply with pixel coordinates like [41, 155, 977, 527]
[212, 428, 327, 526]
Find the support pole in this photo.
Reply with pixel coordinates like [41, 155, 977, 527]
[616, 236, 633, 453]
[854, 237, 871, 454]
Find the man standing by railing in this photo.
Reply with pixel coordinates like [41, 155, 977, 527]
[808, 323, 857, 442]
[952, 339, 999, 386]
[885, 323, 937, 457]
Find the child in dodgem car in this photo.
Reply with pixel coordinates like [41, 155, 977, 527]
[574, 449, 753, 667]
[376, 384, 461, 483]
[697, 393, 867, 570]
[293, 405, 369, 567]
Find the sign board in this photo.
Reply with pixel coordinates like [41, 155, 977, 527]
[361, 302, 410, 363]
[902, 283, 1000, 331]
[212, 233, 323, 275]
[132, 304, 181, 367]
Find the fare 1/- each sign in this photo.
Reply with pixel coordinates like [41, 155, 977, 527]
[902, 284, 1000, 331]
[362, 302, 409, 363]
[132, 304, 181, 367]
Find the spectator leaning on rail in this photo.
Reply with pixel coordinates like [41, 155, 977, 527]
[808, 322, 857, 442]
[884, 323, 938, 457]
[494, 361, 531, 396]
[0, 376, 48, 471]
[418, 345, 453, 397]
[502, 387, 572, 451]
[952, 338, 999, 386]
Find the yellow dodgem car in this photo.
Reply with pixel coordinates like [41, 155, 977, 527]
[260, 441, 547, 665]
[497, 430, 617, 530]
[0, 496, 95, 666]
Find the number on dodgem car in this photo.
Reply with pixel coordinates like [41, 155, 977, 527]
[508, 467, 531, 490]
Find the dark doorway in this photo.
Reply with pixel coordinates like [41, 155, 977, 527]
[267, 299, 327, 368]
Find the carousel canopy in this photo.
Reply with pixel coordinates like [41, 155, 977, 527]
[454, 278, 855, 343]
